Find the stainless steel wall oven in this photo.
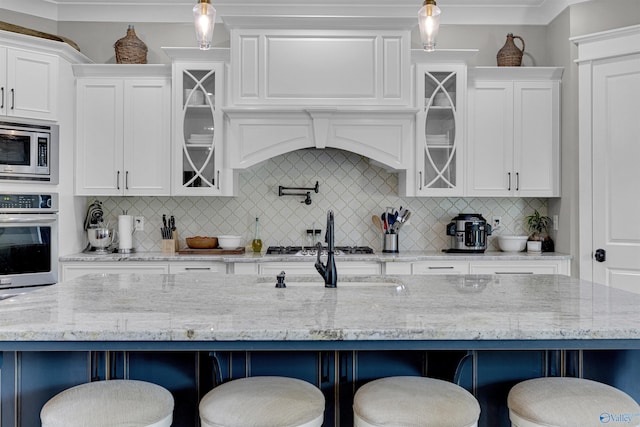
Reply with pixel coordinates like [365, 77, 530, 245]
[0, 193, 58, 295]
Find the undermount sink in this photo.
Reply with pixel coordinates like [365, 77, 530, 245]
[257, 276, 405, 289]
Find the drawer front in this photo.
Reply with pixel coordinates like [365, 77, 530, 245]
[61, 263, 169, 281]
[469, 262, 560, 275]
[168, 262, 226, 274]
[412, 261, 469, 275]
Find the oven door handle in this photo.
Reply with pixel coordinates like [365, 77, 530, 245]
[0, 217, 57, 224]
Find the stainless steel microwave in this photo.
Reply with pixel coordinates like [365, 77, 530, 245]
[0, 120, 58, 183]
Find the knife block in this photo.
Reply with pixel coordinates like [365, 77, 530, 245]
[162, 238, 176, 254]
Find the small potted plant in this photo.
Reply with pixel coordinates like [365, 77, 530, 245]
[525, 209, 554, 252]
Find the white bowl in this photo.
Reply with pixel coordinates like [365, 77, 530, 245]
[217, 235, 243, 249]
[497, 235, 528, 252]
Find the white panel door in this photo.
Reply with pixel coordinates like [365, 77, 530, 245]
[123, 79, 171, 196]
[466, 81, 513, 196]
[75, 80, 123, 195]
[7, 48, 58, 121]
[514, 81, 560, 197]
[0, 47, 6, 116]
[592, 54, 640, 291]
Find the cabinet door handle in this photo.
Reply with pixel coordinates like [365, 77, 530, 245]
[184, 267, 212, 271]
[216, 170, 220, 190]
[516, 172, 520, 191]
[595, 248, 606, 262]
[125, 171, 129, 190]
[428, 266, 454, 270]
[419, 171, 423, 190]
[10, 88, 15, 110]
[0, 87, 4, 109]
[507, 172, 511, 191]
[117, 171, 121, 190]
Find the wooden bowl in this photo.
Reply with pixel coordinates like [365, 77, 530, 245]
[185, 236, 218, 249]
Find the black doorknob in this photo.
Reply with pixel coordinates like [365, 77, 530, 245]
[595, 248, 606, 262]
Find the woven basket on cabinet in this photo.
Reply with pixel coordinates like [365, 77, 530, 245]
[114, 25, 148, 64]
[497, 33, 525, 67]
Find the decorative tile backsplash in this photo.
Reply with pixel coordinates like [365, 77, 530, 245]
[98, 149, 546, 253]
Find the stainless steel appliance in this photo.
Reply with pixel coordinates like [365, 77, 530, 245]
[445, 213, 492, 253]
[0, 192, 58, 292]
[0, 120, 58, 183]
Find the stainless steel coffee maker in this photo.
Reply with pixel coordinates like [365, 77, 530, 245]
[445, 213, 492, 253]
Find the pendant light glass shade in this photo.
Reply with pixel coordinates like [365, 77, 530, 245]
[418, 0, 441, 52]
[193, 0, 216, 50]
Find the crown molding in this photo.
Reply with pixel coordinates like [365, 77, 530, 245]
[2, 0, 590, 26]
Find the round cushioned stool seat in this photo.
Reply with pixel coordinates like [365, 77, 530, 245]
[199, 376, 325, 427]
[508, 377, 640, 427]
[40, 379, 174, 427]
[353, 376, 481, 427]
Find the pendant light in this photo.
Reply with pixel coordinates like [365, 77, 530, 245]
[418, 0, 441, 52]
[193, 0, 216, 50]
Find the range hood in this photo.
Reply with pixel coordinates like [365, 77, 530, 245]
[222, 16, 418, 171]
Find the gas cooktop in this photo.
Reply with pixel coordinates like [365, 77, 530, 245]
[266, 246, 374, 256]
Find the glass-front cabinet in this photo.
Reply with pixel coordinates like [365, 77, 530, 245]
[414, 63, 466, 196]
[161, 45, 237, 196]
[172, 62, 224, 195]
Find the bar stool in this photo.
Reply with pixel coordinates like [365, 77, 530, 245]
[199, 376, 325, 427]
[353, 376, 481, 427]
[40, 379, 174, 427]
[508, 377, 640, 427]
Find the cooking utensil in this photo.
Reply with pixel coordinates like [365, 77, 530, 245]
[372, 215, 384, 233]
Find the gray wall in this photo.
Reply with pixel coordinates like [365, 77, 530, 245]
[56, 20, 549, 67]
[571, 0, 640, 37]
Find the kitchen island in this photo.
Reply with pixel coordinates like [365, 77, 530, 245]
[1, 273, 639, 426]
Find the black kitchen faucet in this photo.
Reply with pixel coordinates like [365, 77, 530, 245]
[315, 210, 337, 288]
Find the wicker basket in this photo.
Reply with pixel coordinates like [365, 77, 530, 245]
[114, 25, 147, 64]
[497, 33, 525, 67]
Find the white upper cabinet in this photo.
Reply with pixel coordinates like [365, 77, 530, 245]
[225, 17, 412, 107]
[467, 67, 563, 197]
[0, 46, 58, 121]
[74, 65, 171, 196]
[402, 50, 476, 197]
[163, 48, 235, 196]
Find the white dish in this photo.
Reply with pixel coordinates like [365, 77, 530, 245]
[498, 235, 529, 252]
[218, 235, 243, 249]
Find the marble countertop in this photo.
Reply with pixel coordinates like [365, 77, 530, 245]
[0, 273, 637, 347]
[59, 250, 572, 263]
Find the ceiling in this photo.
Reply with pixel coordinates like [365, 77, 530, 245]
[3, 0, 590, 25]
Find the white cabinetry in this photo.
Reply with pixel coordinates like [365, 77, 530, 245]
[226, 18, 412, 107]
[163, 48, 234, 196]
[74, 65, 171, 196]
[223, 19, 415, 172]
[168, 262, 226, 274]
[467, 67, 563, 197]
[0, 46, 58, 121]
[404, 50, 476, 197]
[61, 263, 169, 281]
[385, 258, 570, 276]
[469, 260, 568, 275]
